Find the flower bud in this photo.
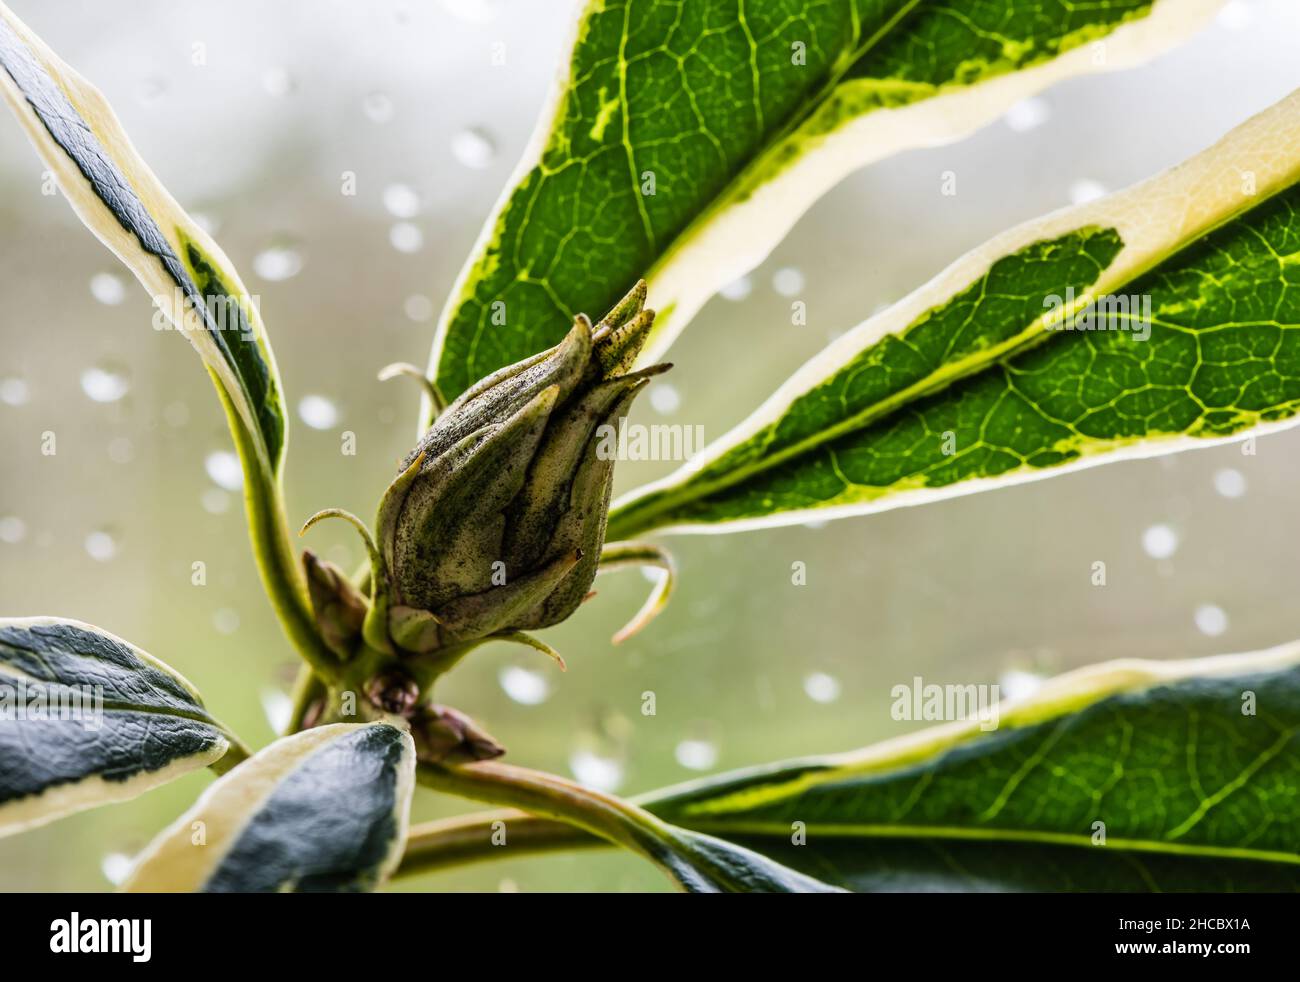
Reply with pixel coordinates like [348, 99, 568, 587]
[374, 282, 666, 655]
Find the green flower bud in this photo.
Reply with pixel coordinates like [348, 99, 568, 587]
[374, 281, 666, 655]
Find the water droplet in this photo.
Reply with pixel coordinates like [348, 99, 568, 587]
[1214, 468, 1247, 499]
[101, 852, 134, 886]
[1141, 523, 1178, 560]
[674, 738, 718, 771]
[404, 294, 434, 322]
[648, 382, 680, 415]
[201, 488, 231, 515]
[0, 516, 27, 544]
[80, 363, 131, 402]
[213, 608, 240, 635]
[261, 67, 294, 97]
[89, 272, 127, 305]
[253, 242, 304, 281]
[803, 671, 841, 704]
[771, 267, 805, 297]
[498, 665, 550, 705]
[84, 529, 118, 562]
[1003, 96, 1051, 132]
[107, 437, 134, 464]
[719, 276, 753, 301]
[362, 91, 395, 123]
[382, 183, 421, 218]
[261, 688, 293, 733]
[451, 127, 496, 169]
[389, 222, 424, 253]
[998, 669, 1044, 701]
[568, 748, 624, 792]
[297, 394, 339, 430]
[1068, 179, 1107, 205]
[1216, 0, 1252, 31]
[205, 450, 243, 491]
[0, 376, 30, 406]
[1194, 604, 1228, 637]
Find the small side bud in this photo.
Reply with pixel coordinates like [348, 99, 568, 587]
[364, 669, 421, 716]
[413, 704, 506, 764]
[302, 549, 368, 658]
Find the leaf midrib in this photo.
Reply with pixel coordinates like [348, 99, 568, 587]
[680, 820, 1300, 867]
[0, 664, 221, 731]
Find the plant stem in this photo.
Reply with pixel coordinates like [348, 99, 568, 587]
[398, 810, 599, 876]
[217, 386, 341, 685]
[414, 761, 692, 884]
[284, 665, 326, 734]
[208, 725, 253, 776]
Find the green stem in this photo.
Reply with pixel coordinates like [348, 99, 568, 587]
[398, 809, 600, 877]
[208, 724, 253, 776]
[284, 665, 326, 734]
[216, 384, 341, 685]
[414, 761, 695, 884]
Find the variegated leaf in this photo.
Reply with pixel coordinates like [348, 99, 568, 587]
[124, 723, 415, 893]
[0, 617, 229, 838]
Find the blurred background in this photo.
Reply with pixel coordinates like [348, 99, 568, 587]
[2, 0, 1299, 892]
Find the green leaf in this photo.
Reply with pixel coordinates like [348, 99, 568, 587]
[0, 3, 336, 677]
[124, 722, 416, 893]
[404, 644, 1300, 890]
[643, 645, 1300, 891]
[0, 617, 230, 839]
[425, 0, 1220, 411]
[608, 88, 1300, 536]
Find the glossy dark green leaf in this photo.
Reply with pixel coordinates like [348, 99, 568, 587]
[0, 618, 229, 838]
[644, 647, 1300, 891]
[425, 0, 1219, 412]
